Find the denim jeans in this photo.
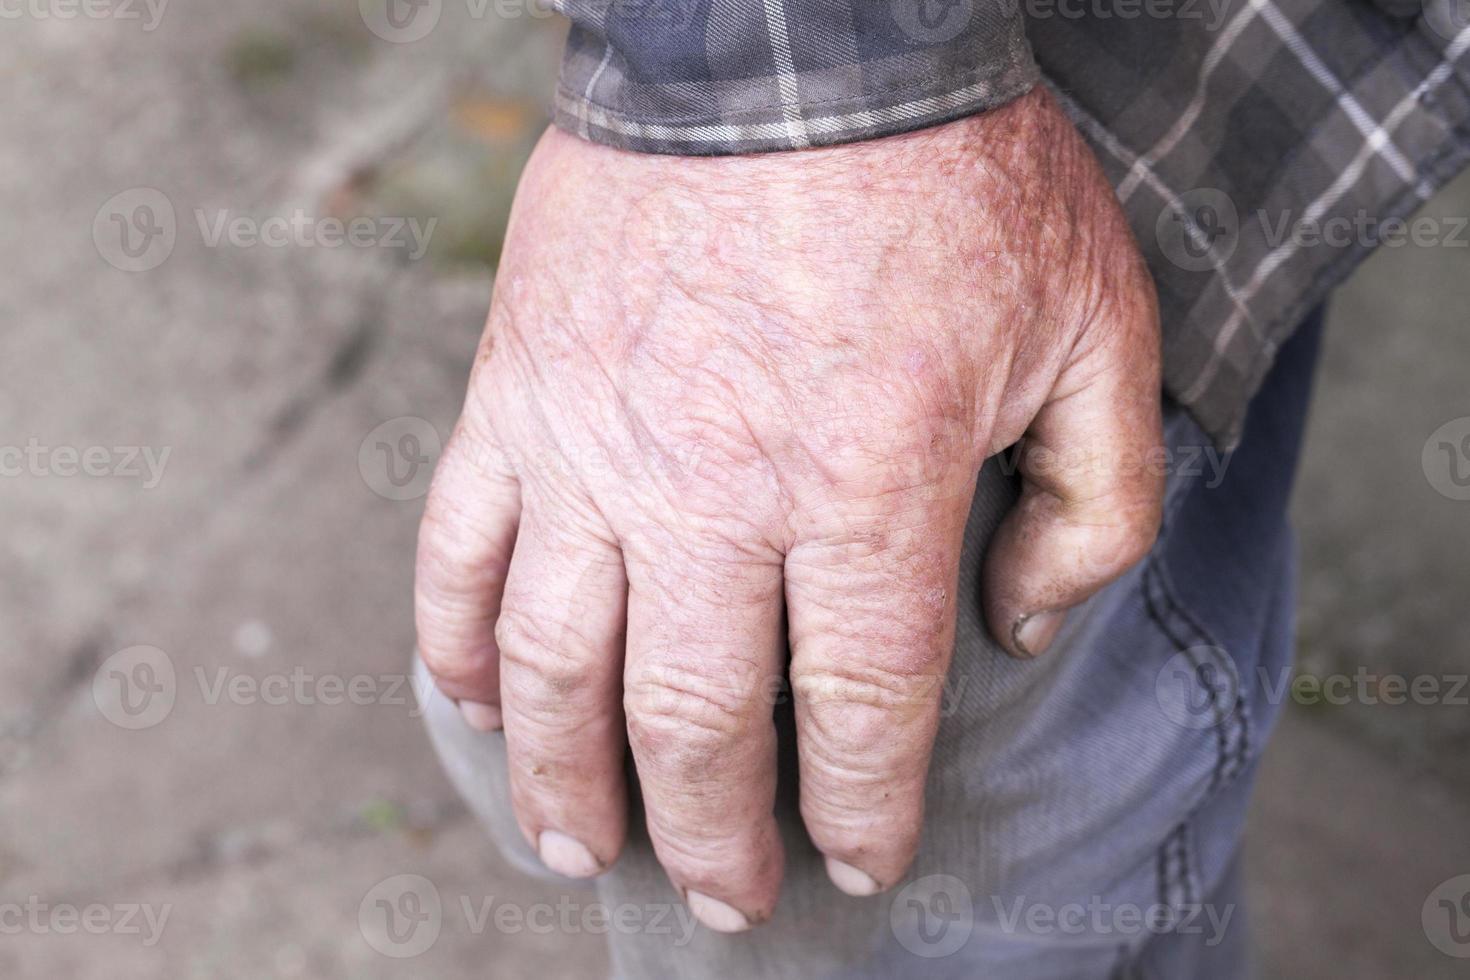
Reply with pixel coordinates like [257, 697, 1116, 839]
[419, 310, 1325, 979]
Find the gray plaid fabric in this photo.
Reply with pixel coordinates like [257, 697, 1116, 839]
[553, 0, 1039, 152]
[551, 0, 1470, 447]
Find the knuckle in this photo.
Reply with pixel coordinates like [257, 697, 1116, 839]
[651, 823, 783, 899]
[414, 582, 496, 672]
[818, 411, 973, 510]
[1048, 467, 1164, 582]
[650, 833, 739, 878]
[803, 787, 923, 859]
[495, 609, 589, 699]
[623, 662, 752, 761]
[794, 661, 943, 757]
[414, 585, 498, 685]
[415, 625, 492, 691]
[415, 497, 463, 573]
[1080, 508, 1161, 581]
[417, 495, 508, 589]
[1106, 484, 1165, 561]
[630, 534, 779, 598]
[414, 589, 491, 665]
[799, 755, 926, 865]
[650, 821, 764, 868]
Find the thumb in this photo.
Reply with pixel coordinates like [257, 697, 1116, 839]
[982, 307, 1165, 658]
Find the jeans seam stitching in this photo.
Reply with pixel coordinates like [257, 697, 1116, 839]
[1142, 555, 1249, 919]
[1142, 566, 1203, 914]
[1142, 562, 1232, 796]
[1153, 557, 1254, 782]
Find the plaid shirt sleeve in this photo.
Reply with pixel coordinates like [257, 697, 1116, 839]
[551, 0, 1040, 155]
[548, 0, 1470, 451]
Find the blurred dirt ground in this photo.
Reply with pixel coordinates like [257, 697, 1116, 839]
[2, 2, 1467, 977]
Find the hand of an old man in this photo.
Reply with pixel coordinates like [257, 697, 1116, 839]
[415, 88, 1164, 932]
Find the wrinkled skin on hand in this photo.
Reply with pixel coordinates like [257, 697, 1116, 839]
[415, 88, 1164, 932]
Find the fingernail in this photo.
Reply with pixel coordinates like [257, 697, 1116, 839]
[825, 857, 881, 897]
[458, 700, 503, 732]
[685, 891, 752, 933]
[537, 830, 602, 878]
[1012, 610, 1065, 658]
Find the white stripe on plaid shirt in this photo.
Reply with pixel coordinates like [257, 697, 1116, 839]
[1181, 25, 1470, 405]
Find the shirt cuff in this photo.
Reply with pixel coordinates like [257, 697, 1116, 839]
[551, 0, 1040, 156]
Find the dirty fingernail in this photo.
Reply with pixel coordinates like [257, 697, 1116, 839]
[825, 857, 881, 897]
[686, 891, 752, 933]
[458, 700, 503, 732]
[537, 830, 602, 878]
[1012, 610, 1065, 658]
